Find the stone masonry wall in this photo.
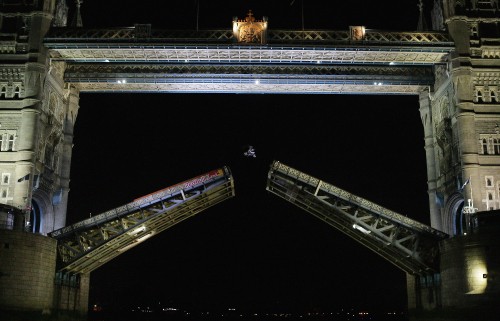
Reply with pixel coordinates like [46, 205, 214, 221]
[0, 229, 57, 312]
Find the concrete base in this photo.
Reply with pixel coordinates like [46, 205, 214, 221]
[409, 307, 499, 321]
[407, 213, 500, 320]
[0, 230, 90, 321]
[0, 230, 57, 313]
[439, 222, 500, 310]
[0, 309, 87, 321]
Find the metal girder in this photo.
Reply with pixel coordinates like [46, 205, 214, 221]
[63, 63, 434, 94]
[47, 46, 450, 65]
[49, 167, 234, 274]
[67, 82, 429, 94]
[43, 27, 454, 95]
[45, 28, 453, 46]
[64, 63, 433, 78]
[266, 161, 448, 276]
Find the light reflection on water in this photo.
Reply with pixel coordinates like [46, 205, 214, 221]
[87, 311, 408, 321]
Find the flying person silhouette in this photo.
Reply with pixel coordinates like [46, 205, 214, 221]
[244, 145, 256, 158]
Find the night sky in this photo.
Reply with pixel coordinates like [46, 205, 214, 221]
[65, 0, 433, 314]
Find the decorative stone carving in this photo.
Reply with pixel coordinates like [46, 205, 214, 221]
[350, 26, 365, 41]
[433, 96, 453, 176]
[431, 0, 445, 31]
[53, 0, 68, 27]
[434, 65, 449, 89]
[232, 10, 268, 44]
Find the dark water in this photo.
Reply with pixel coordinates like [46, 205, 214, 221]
[88, 310, 408, 321]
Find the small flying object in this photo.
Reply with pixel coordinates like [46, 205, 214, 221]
[244, 145, 256, 158]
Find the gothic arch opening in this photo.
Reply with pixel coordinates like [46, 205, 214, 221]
[444, 192, 465, 236]
[31, 190, 53, 235]
[29, 200, 42, 233]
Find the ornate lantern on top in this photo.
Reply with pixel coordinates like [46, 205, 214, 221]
[232, 10, 268, 44]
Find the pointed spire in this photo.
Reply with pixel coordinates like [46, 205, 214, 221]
[53, 0, 69, 27]
[71, 0, 83, 27]
[431, 0, 445, 31]
[417, 0, 428, 31]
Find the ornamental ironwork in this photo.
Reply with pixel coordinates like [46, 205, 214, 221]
[45, 27, 453, 46]
[232, 10, 268, 44]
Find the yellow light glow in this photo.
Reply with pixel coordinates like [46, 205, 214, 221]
[128, 225, 146, 236]
[137, 232, 154, 243]
[232, 21, 238, 36]
[466, 257, 488, 294]
[117, 232, 154, 253]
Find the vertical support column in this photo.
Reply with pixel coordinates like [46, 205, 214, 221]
[52, 86, 79, 231]
[13, 162, 33, 229]
[406, 273, 419, 310]
[14, 106, 40, 228]
[419, 92, 441, 231]
[456, 110, 479, 207]
[17, 107, 39, 152]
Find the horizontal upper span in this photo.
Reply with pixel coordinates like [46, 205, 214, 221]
[47, 46, 451, 65]
[45, 28, 454, 47]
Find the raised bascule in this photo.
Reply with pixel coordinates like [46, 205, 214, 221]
[50, 167, 234, 274]
[0, 0, 499, 320]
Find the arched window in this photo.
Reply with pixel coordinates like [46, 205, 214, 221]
[2, 190, 7, 198]
[491, 91, 498, 103]
[494, 139, 500, 155]
[489, 193, 493, 200]
[8, 135, 14, 151]
[482, 139, 488, 154]
[487, 178, 492, 187]
[3, 176, 8, 184]
[476, 90, 483, 103]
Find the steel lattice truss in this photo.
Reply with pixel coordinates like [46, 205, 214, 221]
[266, 161, 448, 275]
[63, 63, 433, 94]
[48, 46, 450, 64]
[49, 167, 234, 274]
[43, 27, 455, 94]
[46, 28, 452, 46]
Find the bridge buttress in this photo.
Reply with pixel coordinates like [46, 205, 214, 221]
[419, 91, 441, 231]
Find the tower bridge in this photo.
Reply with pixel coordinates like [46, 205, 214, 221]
[44, 27, 453, 94]
[1, 0, 500, 320]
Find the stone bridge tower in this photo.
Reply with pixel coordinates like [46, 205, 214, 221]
[0, 0, 87, 319]
[0, 0, 78, 235]
[408, 1, 500, 318]
[419, 0, 500, 236]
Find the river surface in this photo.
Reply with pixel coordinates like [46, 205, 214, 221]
[87, 310, 408, 321]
